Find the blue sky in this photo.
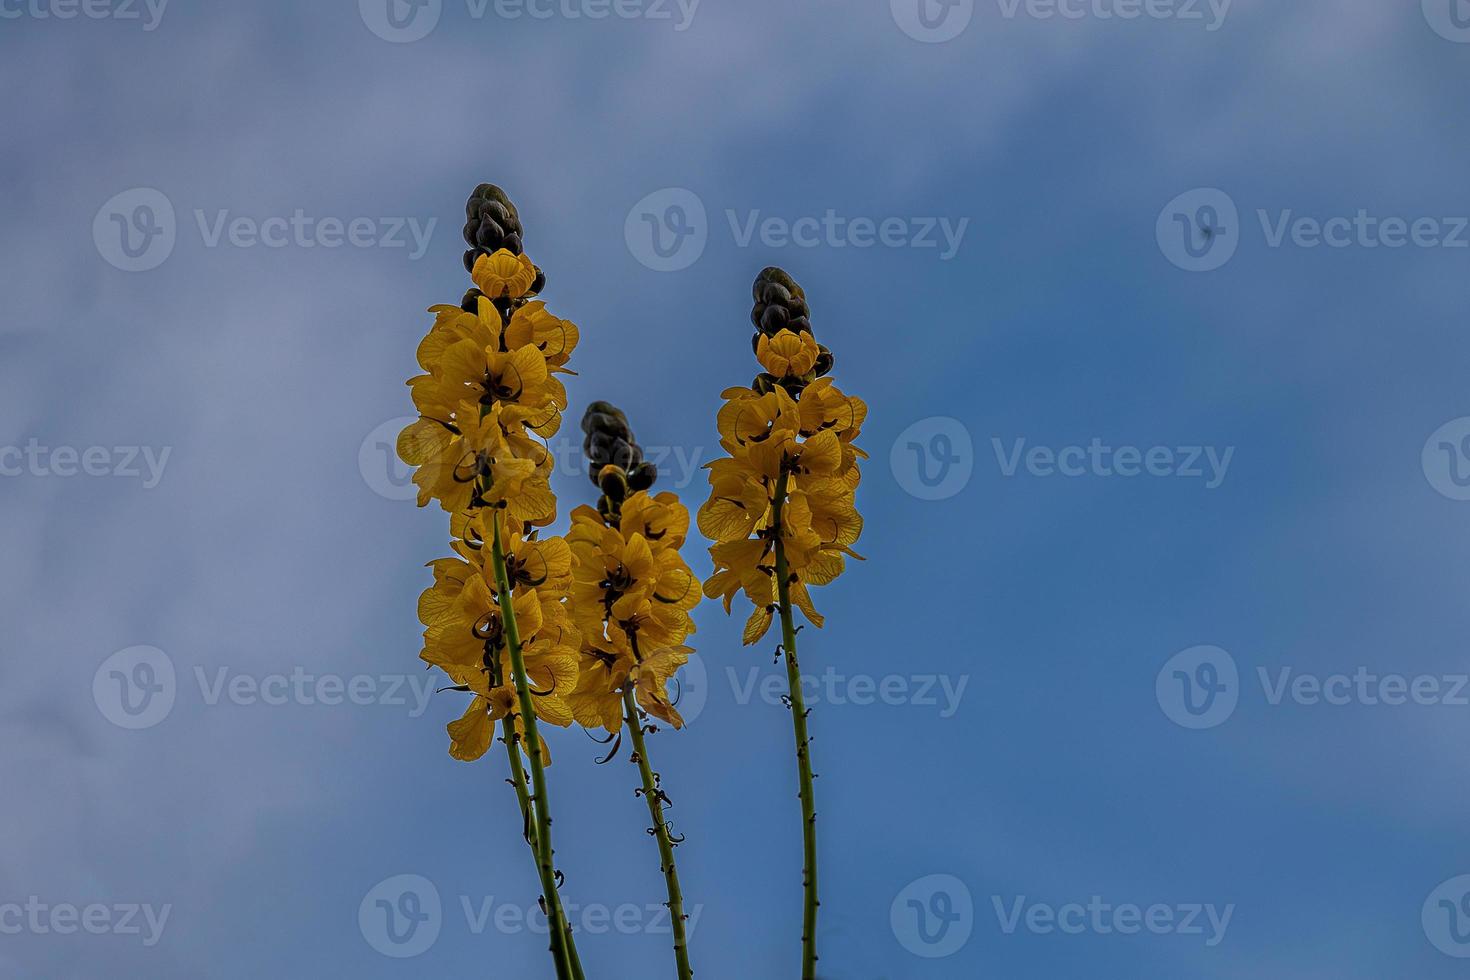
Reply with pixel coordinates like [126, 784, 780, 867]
[5, 0, 1470, 976]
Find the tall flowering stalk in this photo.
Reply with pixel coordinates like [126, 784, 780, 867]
[565, 403, 702, 980]
[698, 267, 866, 980]
[398, 184, 585, 979]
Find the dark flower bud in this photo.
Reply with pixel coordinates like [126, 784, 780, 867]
[751, 266, 814, 349]
[582, 401, 630, 434]
[462, 182, 528, 268]
[755, 266, 802, 299]
[627, 460, 658, 491]
[761, 282, 791, 307]
[586, 431, 616, 460]
[598, 496, 618, 524]
[753, 373, 778, 395]
[814, 345, 834, 377]
[612, 439, 642, 470]
[599, 464, 629, 501]
[477, 216, 505, 244]
[461, 288, 484, 314]
[581, 401, 643, 483]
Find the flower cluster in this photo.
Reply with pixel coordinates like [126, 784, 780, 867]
[566, 404, 702, 733]
[399, 183, 584, 760]
[700, 267, 867, 644]
[417, 510, 582, 760]
[398, 188, 576, 523]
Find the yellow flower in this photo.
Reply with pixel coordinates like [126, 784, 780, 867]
[415, 301, 502, 377]
[472, 249, 539, 299]
[418, 532, 581, 761]
[505, 301, 579, 372]
[756, 329, 820, 378]
[618, 491, 691, 550]
[696, 457, 775, 544]
[715, 386, 800, 457]
[702, 537, 772, 612]
[397, 406, 555, 520]
[566, 494, 702, 732]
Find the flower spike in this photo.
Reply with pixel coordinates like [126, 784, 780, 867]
[698, 266, 866, 980]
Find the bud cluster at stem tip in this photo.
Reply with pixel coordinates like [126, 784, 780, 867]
[751, 266, 834, 399]
[581, 400, 658, 523]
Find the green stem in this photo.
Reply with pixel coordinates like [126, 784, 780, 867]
[500, 715, 585, 980]
[621, 683, 694, 980]
[772, 471, 819, 980]
[490, 514, 576, 980]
